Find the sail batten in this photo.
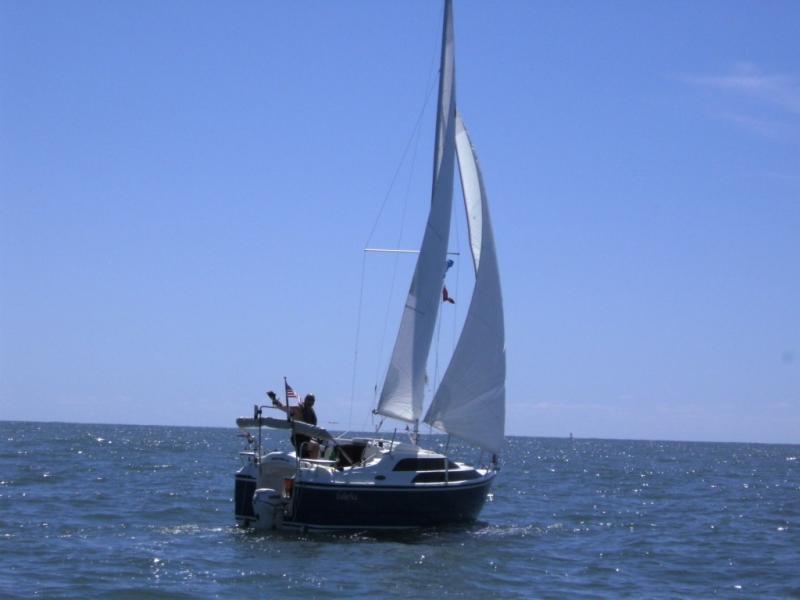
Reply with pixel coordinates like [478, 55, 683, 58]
[423, 113, 506, 455]
[375, 0, 457, 423]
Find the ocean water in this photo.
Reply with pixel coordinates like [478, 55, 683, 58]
[1, 421, 798, 599]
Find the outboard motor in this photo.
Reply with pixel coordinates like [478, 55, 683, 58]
[234, 405, 294, 529]
[252, 488, 285, 530]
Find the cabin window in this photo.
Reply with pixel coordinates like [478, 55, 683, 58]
[393, 458, 457, 471]
[412, 469, 480, 483]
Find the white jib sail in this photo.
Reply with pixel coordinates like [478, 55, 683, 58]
[376, 0, 457, 424]
[423, 113, 506, 455]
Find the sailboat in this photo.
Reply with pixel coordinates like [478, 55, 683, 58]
[234, 0, 505, 531]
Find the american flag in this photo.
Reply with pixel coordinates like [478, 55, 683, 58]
[285, 383, 298, 399]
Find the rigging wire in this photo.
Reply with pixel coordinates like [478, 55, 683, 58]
[371, 118, 423, 404]
[346, 251, 367, 432]
[427, 157, 466, 437]
[452, 178, 463, 351]
[347, 65, 439, 434]
[433, 294, 443, 396]
[361, 75, 439, 252]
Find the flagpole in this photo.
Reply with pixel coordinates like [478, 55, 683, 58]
[283, 376, 291, 422]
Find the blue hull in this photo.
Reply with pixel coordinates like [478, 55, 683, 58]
[284, 474, 495, 530]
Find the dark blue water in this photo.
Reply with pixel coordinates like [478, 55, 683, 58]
[1, 421, 798, 598]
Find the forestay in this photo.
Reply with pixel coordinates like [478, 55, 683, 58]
[423, 113, 506, 455]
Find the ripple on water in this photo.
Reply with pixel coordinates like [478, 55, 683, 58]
[1, 422, 798, 599]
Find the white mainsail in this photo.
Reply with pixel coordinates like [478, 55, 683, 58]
[376, 0, 457, 424]
[423, 113, 506, 455]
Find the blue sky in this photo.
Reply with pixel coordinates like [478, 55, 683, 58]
[1, 1, 798, 443]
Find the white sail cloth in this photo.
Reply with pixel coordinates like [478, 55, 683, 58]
[376, 0, 506, 455]
[423, 114, 506, 455]
[376, 0, 457, 424]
